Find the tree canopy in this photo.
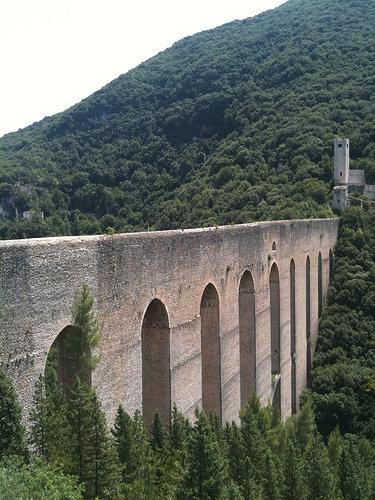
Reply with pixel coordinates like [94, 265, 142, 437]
[311, 207, 375, 443]
[0, 0, 374, 238]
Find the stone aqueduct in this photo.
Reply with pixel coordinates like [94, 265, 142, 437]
[0, 218, 339, 424]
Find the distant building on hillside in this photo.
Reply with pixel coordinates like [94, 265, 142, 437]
[331, 138, 375, 210]
[348, 169, 366, 190]
[22, 210, 44, 221]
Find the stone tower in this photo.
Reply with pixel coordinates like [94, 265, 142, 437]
[333, 138, 350, 185]
[332, 138, 350, 211]
[332, 186, 348, 211]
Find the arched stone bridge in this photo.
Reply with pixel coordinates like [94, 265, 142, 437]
[0, 219, 338, 424]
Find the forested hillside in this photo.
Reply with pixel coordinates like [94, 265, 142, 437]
[311, 207, 375, 443]
[0, 0, 374, 238]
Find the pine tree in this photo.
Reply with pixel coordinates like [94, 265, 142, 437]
[67, 378, 120, 498]
[242, 473, 265, 500]
[44, 345, 59, 393]
[263, 449, 283, 500]
[0, 369, 26, 460]
[240, 395, 269, 486]
[170, 403, 191, 458]
[283, 438, 308, 500]
[111, 405, 134, 483]
[165, 405, 192, 497]
[224, 421, 245, 484]
[295, 397, 316, 453]
[150, 412, 167, 451]
[131, 410, 153, 481]
[89, 392, 121, 499]
[67, 379, 94, 486]
[304, 436, 339, 500]
[69, 285, 100, 385]
[327, 428, 343, 477]
[221, 481, 245, 499]
[180, 408, 229, 499]
[29, 375, 49, 460]
[29, 370, 71, 466]
[339, 435, 373, 500]
[208, 411, 222, 442]
[224, 419, 264, 497]
[44, 363, 71, 465]
[151, 411, 181, 497]
[358, 437, 374, 467]
[118, 410, 157, 498]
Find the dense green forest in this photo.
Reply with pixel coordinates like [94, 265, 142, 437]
[311, 207, 375, 443]
[0, 207, 374, 498]
[2, 376, 374, 499]
[0, 0, 374, 238]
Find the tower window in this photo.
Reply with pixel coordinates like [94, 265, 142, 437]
[340, 172, 342, 176]
[338, 144, 343, 148]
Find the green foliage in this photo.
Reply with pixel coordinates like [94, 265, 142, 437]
[311, 207, 375, 443]
[0, 459, 83, 499]
[150, 412, 167, 451]
[304, 436, 339, 500]
[111, 405, 134, 482]
[327, 428, 343, 475]
[239, 394, 270, 488]
[339, 435, 374, 500]
[4, 364, 375, 500]
[294, 396, 316, 453]
[1, 0, 374, 237]
[263, 449, 283, 500]
[70, 284, 100, 380]
[28, 375, 120, 499]
[283, 438, 308, 500]
[179, 408, 230, 499]
[67, 378, 121, 499]
[0, 369, 26, 461]
[120, 410, 158, 498]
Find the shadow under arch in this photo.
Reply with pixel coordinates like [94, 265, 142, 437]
[290, 259, 297, 414]
[318, 251, 323, 318]
[269, 262, 281, 413]
[239, 270, 256, 407]
[141, 298, 171, 427]
[306, 255, 312, 386]
[45, 324, 92, 393]
[200, 283, 221, 421]
[329, 249, 334, 284]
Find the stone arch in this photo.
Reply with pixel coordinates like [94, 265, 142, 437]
[269, 262, 281, 412]
[141, 299, 171, 427]
[200, 283, 221, 420]
[318, 251, 323, 318]
[239, 270, 256, 407]
[290, 259, 297, 414]
[45, 324, 92, 392]
[329, 249, 334, 283]
[306, 255, 312, 385]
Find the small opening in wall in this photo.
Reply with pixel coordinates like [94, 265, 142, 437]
[347, 144, 349, 148]
[338, 143, 343, 148]
[272, 241, 277, 251]
[340, 172, 342, 176]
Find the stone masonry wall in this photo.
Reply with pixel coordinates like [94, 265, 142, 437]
[0, 219, 339, 423]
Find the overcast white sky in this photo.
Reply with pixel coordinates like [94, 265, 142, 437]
[0, 0, 286, 138]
